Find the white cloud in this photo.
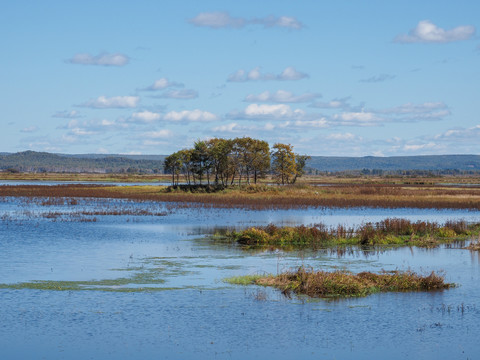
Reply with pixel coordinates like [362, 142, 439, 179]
[143, 78, 184, 91]
[395, 20, 475, 43]
[143, 130, 173, 139]
[279, 66, 308, 80]
[164, 109, 218, 122]
[20, 126, 39, 133]
[69, 128, 96, 136]
[67, 52, 129, 66]
[59, 118, 126, 133]
[294, 119, 328, 128]
[131, 111, 162, 123]
[310, 97, 359, 111]
[403, 142, 438, 151]
[243, 104, 305, 119]
[338, 112, 379, 123]
[155, 89, 198, 99]
[212, 121, 277, 133]
[264, 123, 275, 131]
[326, 132, 357, 140]
[245, 90, 320, 103]
[80, 96, 139, 109]
[212, 122, 243, 133]
[189, 12, 303, 30]
[52, 110, 81, 119]
[228, 66, 308, 82]
[267, 16, 303, 30]
[434, 124, 480, 141]
[189, 12, 246, 28]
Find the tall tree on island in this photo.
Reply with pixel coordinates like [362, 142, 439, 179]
[271, 143, 297, 185]
[292, 154, 311, 184]
[163, 151, 183, 186]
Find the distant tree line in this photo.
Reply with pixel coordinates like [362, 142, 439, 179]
[163, 137, 310, 186]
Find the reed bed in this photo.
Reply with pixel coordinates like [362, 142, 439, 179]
[1, 183, 480, 210]
[225, 219, 478, 249]
[226, 267, 452, 298]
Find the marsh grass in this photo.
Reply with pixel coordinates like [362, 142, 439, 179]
[2, 182, 480, 210]
[226, 267, 452, 298]
[224, 219, 479, 250]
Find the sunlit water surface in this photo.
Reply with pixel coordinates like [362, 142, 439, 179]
[0, 197, 479, 359]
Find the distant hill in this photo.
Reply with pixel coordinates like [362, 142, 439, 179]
[0, 151, 165, 173]
[0, 151, 479, 174]
[307, 155, 480, 172]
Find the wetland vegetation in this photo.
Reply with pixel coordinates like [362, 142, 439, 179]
[1, 176, 480, 210]
[226, 267, 452, 298]
[223, 218, 480, 249]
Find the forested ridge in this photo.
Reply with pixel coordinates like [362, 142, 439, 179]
[1, 150, 480, 174]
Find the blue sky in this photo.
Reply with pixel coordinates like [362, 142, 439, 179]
[1, 0, 479, 156]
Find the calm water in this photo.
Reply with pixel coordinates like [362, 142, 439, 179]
[0, 197, 479, 359]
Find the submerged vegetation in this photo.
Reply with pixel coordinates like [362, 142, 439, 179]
[225, 267, 453, 298]
[224, 219, 480, 249]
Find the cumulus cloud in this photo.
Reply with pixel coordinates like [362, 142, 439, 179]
[245, 90, 320, 103]
[360, 74, 396, 83]
[154, 89, 198, 100]
[228, 66, 308, 82]
[230, 104, 305, 120]
[80, 96, 139, 109]
[164, 110, 218, 122]
[67, 52, 129, 66]
[189, 12, 303, 30]
[142, 78, 184, 91]
[130, 111, 162, 123]
[279, 67, 308, 80]
[52, 110, 82, 119]
[394, 20, 475, 43]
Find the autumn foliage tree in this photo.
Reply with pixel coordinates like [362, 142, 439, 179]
[271, 143, 297, 185]
[164, 137, 307, 186]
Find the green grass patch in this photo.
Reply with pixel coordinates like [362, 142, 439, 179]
[224, 275, 264, 285]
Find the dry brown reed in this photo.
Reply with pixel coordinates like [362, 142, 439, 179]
[253, 267, 452, 298]
[1, 183, 480, 210]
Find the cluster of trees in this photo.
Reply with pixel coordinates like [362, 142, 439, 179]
[163, 137, 310, 186]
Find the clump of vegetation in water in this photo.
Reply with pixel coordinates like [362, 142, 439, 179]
[224, 219, 480, 249]
[225, 267, 453, 298]
[466, 236, 480, 251]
